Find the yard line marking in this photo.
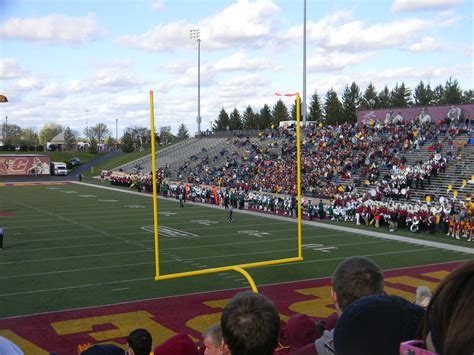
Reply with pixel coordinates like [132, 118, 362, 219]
[112, 287, 129, 292]
[0, 247, 448, 298]
[9, 199, 152, 252]
[72, 181, 474, 254]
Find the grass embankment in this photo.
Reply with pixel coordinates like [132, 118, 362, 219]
[82, 149, 151, 177]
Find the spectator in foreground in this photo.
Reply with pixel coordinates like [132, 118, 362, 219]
[201, 324, 222, 355]
[406, 259, 474, 355]
[294, 256, 385, 355]
[220, 291, 280, 355]
[333, 294, 425, 355]
[0, 336, 23, 355]
[81, 344, 125, 355]
[415, 285, 432, 308]
[154, 333, 198, 355]
[127, 328, 152, 355]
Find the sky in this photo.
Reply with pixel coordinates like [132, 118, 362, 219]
[0, 0, 472, 137]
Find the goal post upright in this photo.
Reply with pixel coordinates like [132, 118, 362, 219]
[149, 90, 160, 278]
[150, 90, 303, 292]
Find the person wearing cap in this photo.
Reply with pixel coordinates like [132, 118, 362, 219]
[220, 291, 280, 355]
[333, 294, 425, 355]
[127, 328, 152, 355]
[294, 256, 385, 355]
[80, 344, 125, 355]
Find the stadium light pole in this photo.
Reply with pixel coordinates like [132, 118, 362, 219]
[115, 118, 118, 142]
[190, 29, 201, 135]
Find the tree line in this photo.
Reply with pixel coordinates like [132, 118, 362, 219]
[213, 77, 473, 130]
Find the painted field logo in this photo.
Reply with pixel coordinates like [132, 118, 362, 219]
[141, 225, 198, 238]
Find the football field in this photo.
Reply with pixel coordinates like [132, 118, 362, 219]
[0, 181, 471, 319]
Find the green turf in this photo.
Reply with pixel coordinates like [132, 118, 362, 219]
[0, 183, 471, 318]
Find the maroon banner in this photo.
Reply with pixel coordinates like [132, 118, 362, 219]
[357, 104, 474, 126]
[0, 155, 51, 176]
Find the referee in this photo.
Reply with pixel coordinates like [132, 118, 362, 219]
[0, 227, 4, 250]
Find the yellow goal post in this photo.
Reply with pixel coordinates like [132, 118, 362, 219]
[149, 90, 304, 292]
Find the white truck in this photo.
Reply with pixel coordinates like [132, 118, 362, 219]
[50, 162, 68, 176]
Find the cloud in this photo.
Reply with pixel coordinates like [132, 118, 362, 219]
[119, 0, 280, 52]
[283, 10, 430, 51]
[0, 58, 27, 79]
[391, 0, 464, 12]
[13, 77, 42, 91]
[68, 69, 148, 93]
[39, 83, 64, 98]
[307, 49, 376, 71]
[150, 0, 164, 11]
[201, 0, 279, 49]
[119, 20, 191, 52]
[0, 13, 104, 44]
[214, 52, 273, 71]
[217, 73, 270, 99]
[404, 37, 441, 52]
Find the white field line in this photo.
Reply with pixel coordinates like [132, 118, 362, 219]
[9, 200, 152, 252]
[72, 182, 474, 255]
[0, 240, 425, 280]
[1, 259, 466, 320]
[0, 247, 440, 298]
[6, 231, 345, 255]
[6, 209, 269, 228]
[0, 234, 391, 267]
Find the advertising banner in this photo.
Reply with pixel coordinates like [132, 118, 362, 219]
[0, 155, 51, 176]
[357, 104, 474, 126]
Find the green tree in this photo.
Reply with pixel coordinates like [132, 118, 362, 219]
[213, 108, 230, 131]
[19, 128, 39, 147]
[290, 99, 302, 121]
[362, 82, 379, 109]
[323, 89, 344, 124]
[390, 82, 412, 107]
[342, 82, 362, 123]
[3, 124, 22, 146]
[177, 123, 190, 139]
[258, 104, 273, 129]
[89, 137, 98, 154]
[39, 123, 63, 145]
[307, 90, 323, 122]
[229, 107, 243, 130]
[433, 84, 445, 105]
[63, 127, 78, 151]
[121, 132, 134, 153]
[444, 77, 463, 104]
[413, 81, 435, 106]
[242, 106, 257, 129]
[462, 90, 473, 104]
[90, 123, 111, 145]
[378, 86, 391, 108]
[271, 99, 290, 126]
